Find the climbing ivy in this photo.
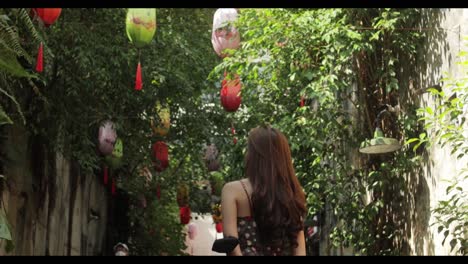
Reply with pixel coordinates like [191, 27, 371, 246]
[210, 8, 423, 255]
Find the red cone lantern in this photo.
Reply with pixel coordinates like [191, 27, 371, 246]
[220, 74, 242, 112]
[180, 206, 191, 225]
[31, 8, 62, 73]
[152, 141, 169, 172]
[215, 222, 223, 233]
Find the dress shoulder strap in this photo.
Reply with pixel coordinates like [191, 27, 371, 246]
[240, 180, 253, 216]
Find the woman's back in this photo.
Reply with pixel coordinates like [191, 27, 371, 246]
[222, 179, 296, 256]
[221, 125, 306, 256]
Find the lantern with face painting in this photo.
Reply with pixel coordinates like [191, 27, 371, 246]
[98, 121, 117, 156]
[211, 8, 240, 58]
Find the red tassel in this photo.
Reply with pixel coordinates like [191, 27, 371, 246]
[300, 96, 305, 107]
[156, 184, 161, 200]
[36, 42, 43, 72]
[111, 178, 116, 195]
[135, 62, 142, 90]
[103, 166, 108, 185]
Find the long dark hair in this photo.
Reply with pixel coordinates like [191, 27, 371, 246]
[245, 125, 306, 250]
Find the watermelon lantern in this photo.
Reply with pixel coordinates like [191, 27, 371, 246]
[126, 9, 156, 90]
[204, 144, 220, 172]
[180, 206, 191, 225]
[105, 138, 123, 169]
[31, 8, 62, 73]
[220, 74, 242, 112]
[152, 141, 169, 172]
[211, 8, 240, 58]
[98, 121, 117, 156]
[150, 101, 170, 137]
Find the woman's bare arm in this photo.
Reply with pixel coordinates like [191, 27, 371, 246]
[221, 182, 242, 256]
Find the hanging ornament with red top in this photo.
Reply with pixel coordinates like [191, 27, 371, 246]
[126, 9, 156, 90]
[31, 8, 62, 73]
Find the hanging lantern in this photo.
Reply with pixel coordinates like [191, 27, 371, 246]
[126, 8, 157, 90]
[188, 223, 198, 240]
[152, 141, 169, 172]
[210, 172, 224, 197]
[31, 8, 62, 73]
[138, 166, 153, 187]
[150, 101, 170, 137]
[98, 121, 117, 156]
[180, 206, 191, 225]
[177, 184, 189, 207]
[215, 222, 223, 233]
[211, 8, 240, 58]
[105, 138, 123, 170]
[204, 144, 220, 172]
[220, 74, 242, 112]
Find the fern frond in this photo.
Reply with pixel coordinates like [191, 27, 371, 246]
[0, 85, 26, 125]
[0, 18, 32, 63]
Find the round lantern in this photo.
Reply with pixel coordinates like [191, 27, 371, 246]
[105, 138, 123, 169]
[150, 101, 170, 137]
[177, 184, 189, 207]
[98, 121, 117, 156]
[204, 144, 220, 172]
[188, 223, 198, 240]
[32, 8, 62, 26]
[180, 206, 191, 225]
[126, 9, 157, 90]
[152, 141, 169, 172]
[211, 8, 240, 58]
[31, 8, 62, 73]
[220, 74, 242, 112]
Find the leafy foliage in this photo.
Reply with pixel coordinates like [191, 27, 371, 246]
[410, 43, 468, 255]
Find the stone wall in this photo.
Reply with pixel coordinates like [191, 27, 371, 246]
[0, 124, 108, 255]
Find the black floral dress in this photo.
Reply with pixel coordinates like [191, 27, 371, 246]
[237, 181, 292, 256]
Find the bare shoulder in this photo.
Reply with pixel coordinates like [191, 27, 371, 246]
[221, 180, 245, 196]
